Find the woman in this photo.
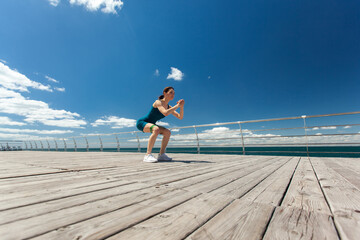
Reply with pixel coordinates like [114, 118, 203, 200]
[136, 87, 184, 162]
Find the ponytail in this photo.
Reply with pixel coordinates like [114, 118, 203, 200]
[158, 95, 164, 100]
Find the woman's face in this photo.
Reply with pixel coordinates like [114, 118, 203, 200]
[165, 88, 175, 100]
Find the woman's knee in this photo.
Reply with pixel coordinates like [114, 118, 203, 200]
[152, 126, 160, 135]
[162, 129, 171, 137]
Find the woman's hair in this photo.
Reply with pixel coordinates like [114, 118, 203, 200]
[158, 86, 174, 100]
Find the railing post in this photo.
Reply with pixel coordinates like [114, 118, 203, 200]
[302, 115, 310, 159]
[40, 140, 44, 150]
[73, 137, 77, 152]
[238, 122, 246, 155]
[24, 142, 28, 150]
[193, 126, 200, 154]
[34, 141, 38, 150]
[30, 141, 33, 150]
[135, 132, 141, 152]
[54, 139, 58, 151]
[46, 140, 50, 151]
[6, 142, 9, 151]
[84, 137, 89, 152]
[99, 135, 103, 152]
[63, 138, 67, 152]
[115, 134, 120, 152]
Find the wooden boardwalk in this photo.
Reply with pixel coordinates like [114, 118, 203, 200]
[0, 151, 359, 240]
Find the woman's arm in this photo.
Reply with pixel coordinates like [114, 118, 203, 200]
[178, 106, 184, 120]
[155, 100, 180, 116]
[171, 100, 184, 119]
[170, 105, 183, 119]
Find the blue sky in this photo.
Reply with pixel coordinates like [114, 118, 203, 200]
[0, 0, 359, 141]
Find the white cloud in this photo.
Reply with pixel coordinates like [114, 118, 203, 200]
[0, 59, 7, 64]
[0, 62, 86, 128]
[45, 75, 59, 83]
[69, 0, 124, 14]
[167, 67, 184, 81]
[0, 117, 26, 126]
[0, 133, 38, 141]
[48, 0, 60, 6]
[80, 133, 101, 136]
[154, 69, 160, 77]
[309, 126, 337, 131]
[55, 87, 66, 92]
[0, 87, 23, 99]
[321, 126, 336, 130]
[156, 121, 170, 127]
[344, 126, 351, 129]
[0, 62, 52, 92]
[91, 116, 136, 128]
[0, 90, 86, 128]
[37, 119, 86, 128]
[203, 127, 230, 133]
[0, 132, 65, 141]
[0, 128, 73, 134]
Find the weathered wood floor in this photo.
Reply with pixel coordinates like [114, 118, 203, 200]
[0, 151, 359, 240]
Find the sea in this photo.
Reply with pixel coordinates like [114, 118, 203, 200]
[35, 146, 360, 158]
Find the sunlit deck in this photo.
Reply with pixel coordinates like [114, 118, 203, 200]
[0, 151, 359, 239]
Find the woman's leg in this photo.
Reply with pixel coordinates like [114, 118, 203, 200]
[143, 123, 160, 154]
[159, 127, 171, 155]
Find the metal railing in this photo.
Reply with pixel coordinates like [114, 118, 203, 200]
[0, 140, 23, 151]
[21, 111, 360, 157]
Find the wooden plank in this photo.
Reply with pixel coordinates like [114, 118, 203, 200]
[333, 214, 360, 240]
[0, 174, 129, 201]
[324, 157, 360, 174]
[106, 192, 234, 240]
[32, 189, 199, 240]
[262, 157, 338, 239]
[240, 157, 300, 206]
[321, 158, 360, 190]
[124, 158, 255, 184]
[0, 158, 266, 224]
[311, 157, 360, 240]
[0, 179, 138, 211]
[182, 157, 285, 194]
[0, 187, 197, 239]
[208, 157, 291, 198]
[0, 158, 258, 210]
[186, 200, 274, 240]
[0, 163, 189, 195]
[0, 165, 67, 179]
[186, 158, 297, 240]
[281, 157, 332, 215]
[263, 206, 339, 240]
[0, 153, 245, 193]
[153, 156, 278, 191]
[0, 159, 193, 187]
[0, 181, 151, 225]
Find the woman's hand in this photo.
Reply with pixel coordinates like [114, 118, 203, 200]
[177, 99, 185, 107]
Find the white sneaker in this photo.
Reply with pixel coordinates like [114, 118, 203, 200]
[157, 153, 173, 161]
[143, 154, 158, 163]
